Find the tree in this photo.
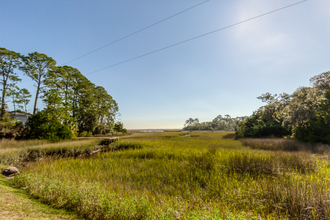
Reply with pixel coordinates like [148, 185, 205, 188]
[52, 66, 77, 118]
[281, 87, 320, 135]
[236, 71, 330, 142]
[0, 48, 21, 120]
[310, 71, 330, 92]
[72, 74, 98, 135]
[20, 52, 56, 114]
[113, 121, 127, 133]
[6, 84, 21, 112]
[94, 85, 118, 127]
[19, 88, 32, 113]
[295, 90, 330, 144]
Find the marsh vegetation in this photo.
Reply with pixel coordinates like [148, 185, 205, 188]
[3, 131, 330, 219]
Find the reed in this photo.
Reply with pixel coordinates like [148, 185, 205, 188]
[8, 131, 330, 219]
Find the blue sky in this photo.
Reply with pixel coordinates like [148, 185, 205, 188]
[1, 0, 330, 129]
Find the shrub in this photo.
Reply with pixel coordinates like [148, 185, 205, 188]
[0, 121, 23, 139]
[93, 123, 112, 135]
[236, 114, 291, 138]
[222, 133, 241, 140]
[295, 120, 330, 144]
[23, 111, 72, 142]
[78, 131, 92, 137]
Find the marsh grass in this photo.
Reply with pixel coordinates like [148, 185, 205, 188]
[0, 139, 49, 150]
[222, 133, 242, 140]
[0, 139, 99, 165]
[9, 131, 330, 219]
[240, 138, 330, 153]
[225, 151, 316, 176]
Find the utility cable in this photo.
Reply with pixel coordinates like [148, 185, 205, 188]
[85, 0, 308, 76]
[62, 0, 210, 65]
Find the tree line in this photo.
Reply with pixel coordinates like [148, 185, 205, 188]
[0, 47, 122, 140]
[183, 115, 247, 131]
[236, 71, 330, 144]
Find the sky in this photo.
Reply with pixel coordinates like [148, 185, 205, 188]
[1, 0, 330, 129]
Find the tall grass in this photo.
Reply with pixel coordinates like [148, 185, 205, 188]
[0, 139, 49, 150]
[240, 138, 330, 153]
[9, 131, 330, 219]
[225, 151, 316, 176]
[0, 139, 99, 165]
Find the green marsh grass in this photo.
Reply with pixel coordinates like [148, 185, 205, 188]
[10, 131, 330, 219]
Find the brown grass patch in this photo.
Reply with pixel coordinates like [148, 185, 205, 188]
[240, 138, 330, 153]
[225, 151, 316, 176]
[222, 133, 242, 140]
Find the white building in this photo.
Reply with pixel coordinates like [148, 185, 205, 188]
[9, 111, 32, 125]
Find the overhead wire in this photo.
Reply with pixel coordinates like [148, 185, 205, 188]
[85, 0, 308, 76]
[62, 0, 210, 65]
[19, 0, 210, 85]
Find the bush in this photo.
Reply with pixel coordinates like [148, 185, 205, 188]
[93, 123, 112, 135]
[0, 121, 23, 139]
[222, 133, 241, 140]
[78, 131, 92, 137]
[113, 122, 127, 134]
[23, 111, 72, 142]
[295, 120, 330, 144]
[236, 114, 291, 138]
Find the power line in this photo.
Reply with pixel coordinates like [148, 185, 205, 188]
[62, 0, 210, 65]
[85, 0, 308, 76]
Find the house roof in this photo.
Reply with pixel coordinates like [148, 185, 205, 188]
[9, 111, 32, 116]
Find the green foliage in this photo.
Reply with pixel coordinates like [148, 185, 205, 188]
[0, 121, 23, 139]
[113, 121, 127, 133]
[23, 111, 72, 142]
[183, 115, 247, 131]
[295, 90, 330, 144]
[20, 52, 56, 114]
[78, 131, 92, 137]
[0, 47, 22, 120]
[2, 48, 119, 141]
[237, 71, 330, 144]
[0, 47, 119, 142]
[236, 113, 291, 137]
[93, 122, 112, 135]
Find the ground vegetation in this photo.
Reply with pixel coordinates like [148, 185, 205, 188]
[8, 131, 330, 219]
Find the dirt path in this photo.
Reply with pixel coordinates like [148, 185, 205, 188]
[0, 175, 81, 219]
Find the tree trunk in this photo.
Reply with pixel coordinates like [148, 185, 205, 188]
[33, 78, 41, 114]
[13, 95, 16, 111]
[1, 80, 6, 120]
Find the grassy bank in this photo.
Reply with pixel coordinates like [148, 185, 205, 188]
[0, 139, 100, 166]
[8, 131, 330, 219]
[0, 171, 80, 219]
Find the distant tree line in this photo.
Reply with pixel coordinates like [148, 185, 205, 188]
[236, 71, 330, 144]
[183, 115, 247, 131]
[0, 47, 122, 141]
